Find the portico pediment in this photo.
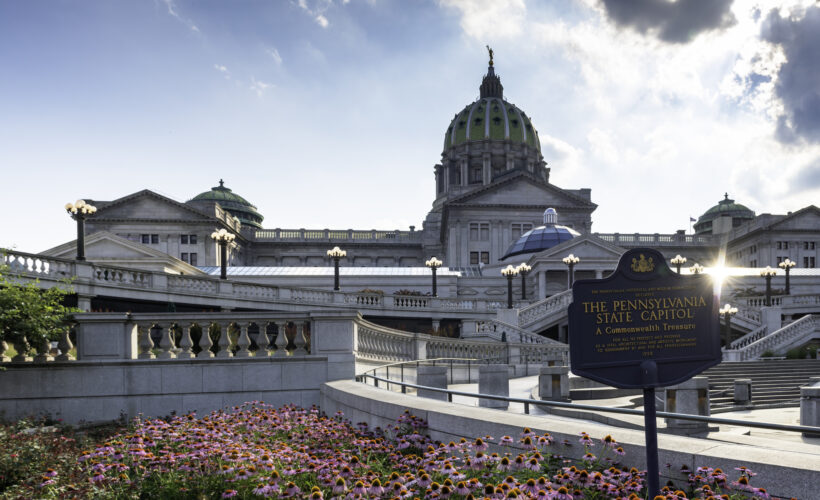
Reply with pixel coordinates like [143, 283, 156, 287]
[766, 205, 820, 231]
[528, 233, 625, 263]
[447, 173, 595, 210]
[91, 190, 213, 222]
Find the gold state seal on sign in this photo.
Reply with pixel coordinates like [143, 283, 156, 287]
[630, 254, 655, 273]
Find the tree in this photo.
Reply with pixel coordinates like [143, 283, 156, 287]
[0, 259, 79, 357]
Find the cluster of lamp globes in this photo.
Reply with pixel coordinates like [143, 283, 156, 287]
[327, 246, 347, 259]
[501, 262, 532, 276]
[210, 228, 236, 243]
[64, 199, 97, 216]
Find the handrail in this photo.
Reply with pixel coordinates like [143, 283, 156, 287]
[356, 373, 820, 435]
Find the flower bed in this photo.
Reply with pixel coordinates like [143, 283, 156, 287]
[2, 403, 774, 499]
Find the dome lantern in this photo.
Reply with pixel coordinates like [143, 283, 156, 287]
[188, 180, 264, 229]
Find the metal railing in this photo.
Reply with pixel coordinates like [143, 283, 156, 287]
[355, 372, 820, 436]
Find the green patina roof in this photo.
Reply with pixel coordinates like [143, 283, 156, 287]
[443, 97, 541, 152]
[698, 193, 755, 223]
[189, 180, 264, 229]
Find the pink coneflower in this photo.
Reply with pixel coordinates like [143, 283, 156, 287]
[281, 482, 301, 498]
[601, 434, 618, 448]
[526, 457, 540, 471]
[44, 468, 58, 478]
[614, 446, 626, 456]
[472, 437, 489, 451]
[368, 478, 385, 496]
[351, 480, 367, 495]
[520, 478, 539, 495]
[499, 435, 514, 445]
[332, 476, 346, 494]
[221, 490, 238, 498]
[578, 432, 593, 446]
[497, 456, 512, 471]
[455, 481, 471, 495]
[554, 486, 573, 500]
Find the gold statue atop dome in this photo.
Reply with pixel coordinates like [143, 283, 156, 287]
[486, 45, 494, 66]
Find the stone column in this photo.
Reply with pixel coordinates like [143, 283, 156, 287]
[595, 269, 603, 279]
[538, 365, 569, 401]
[664, 376, 711, 434]
[538, 270, 547, 298]
[734, 379, 752, 405]
[311, 312, 358, 381]
[800, 383, 820, 437]
[417, 365, 448, 401]
[761, 306, 782, 335]
[478, 365, 509, 409]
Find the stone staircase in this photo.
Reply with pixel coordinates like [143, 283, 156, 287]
[702, 360, 820, 412]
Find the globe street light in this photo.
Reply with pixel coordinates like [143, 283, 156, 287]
[210, 229, 236, 280]
[65, 200, 97, 261]
[760, 266, 777, 306]
[689, 263, 704, 275]
[517, 263, 532, 300]
[501, 264, 519, 309]
[778, 258, 796, 295]
[327, 246, 347, 291]
[671, 254, 687, 274]
[719, 303, 738, 347]
[562, 254, 580, 290]
[425, 257, 443, 297]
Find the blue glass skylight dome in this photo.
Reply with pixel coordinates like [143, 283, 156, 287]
[501, 208, 580, 260]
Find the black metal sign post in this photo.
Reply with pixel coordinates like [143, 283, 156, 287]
[568, 248, 721, 498]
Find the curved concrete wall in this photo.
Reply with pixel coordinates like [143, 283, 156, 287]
[321, 380, 819, 499]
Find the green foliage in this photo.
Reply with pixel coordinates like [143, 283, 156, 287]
[760, 350, 776, 358]
[0, 261, 79, 352]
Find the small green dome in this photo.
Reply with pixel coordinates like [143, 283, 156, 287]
[443, 65, 541, 152]
[189, 180, 264, 229]
[694, 193, 755, 234]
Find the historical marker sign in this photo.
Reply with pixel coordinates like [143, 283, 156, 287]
[568, 248, 721, 389]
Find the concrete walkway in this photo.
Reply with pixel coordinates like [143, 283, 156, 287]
[448, 375, 820, 455]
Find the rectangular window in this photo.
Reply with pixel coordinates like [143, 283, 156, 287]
[189, 234, 197, 244]
[750, 259, 757, 268]
[805, 256, 816, 268]
[511, 223, 533, 239]
[469, 223, 490, 241]
[805, 241, 815, 250]
[470, 252, 479, 265]
[181, 252, 188, 262]
[141, 234, 150, 244]
[189, 253, 197, 266]
[181, 235, 188, 244]
[151, 234, 159, 244]
[480, 252, 490, 265]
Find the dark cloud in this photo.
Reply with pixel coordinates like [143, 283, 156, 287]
[761, 7, 820, 144]
[599, 0, 736, 43]
[792, 156, 820, 192]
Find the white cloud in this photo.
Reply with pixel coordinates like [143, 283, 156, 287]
[295, 0, 333, 29]
[315, 14, 329, 28]
[266, 47, 283, 65]
[161, 0, 200, 33]
[214, 64, 230, 79]
[250, 77, 273, 96]
[438, 0, 526, 39]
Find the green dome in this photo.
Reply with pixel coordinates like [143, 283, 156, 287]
[189, 180, 264, 229]
[443, 65, 541, 152]
[694, 193, 755, 234]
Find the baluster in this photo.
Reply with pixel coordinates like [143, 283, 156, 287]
[197, 323, 215, 358]
[256, 322, 271, 357]
[138, 324, 156, 359]
[156, 323, 177, 359]
[0, 341, 10, 363]
[178, 323, 195, 359]
[273, 322, 289, 356]
[55, 329, 74, 361]
[293, 322, 308, 355]
[216, 322, 233, 358]
[234, 322, 252, 358]
[11, 336, 31, 363]
[33, 337, 53, 363]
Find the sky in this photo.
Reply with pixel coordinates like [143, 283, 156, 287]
[2, 0, 820, 252]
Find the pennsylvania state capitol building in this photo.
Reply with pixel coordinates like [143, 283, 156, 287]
[40, 57, 820, 328]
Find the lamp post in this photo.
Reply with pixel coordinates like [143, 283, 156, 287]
[778, 258, 796, 295]
[425, 257, 442, 297]
[671, 254, 687, 274]
[517, 263, 531, 300]
[501, 264, 518, 309]
[64, 200, 97, 261]
[689, 263, 704, 275]
[760, 266, 777, 306]
[210, 228, 236, 280]
[327, 246, 347, 291]
[562, 254, 580, 290]
[719, 304, 738, 347]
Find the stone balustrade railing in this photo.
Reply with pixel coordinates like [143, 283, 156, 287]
[2, 249, 517, 317]
[593, 232, 718, 247]
[736, 294, 820, 310]
[254, 228, 423, 243]
[726, 324, 767, 350]
[724, 315, 818, 361]
[355, 319, 417, 361]
[473, 319, 550, 344]
[740, 296, 783, 307]
[733, 303, 761, 325]
[517, 290, 572, 327]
